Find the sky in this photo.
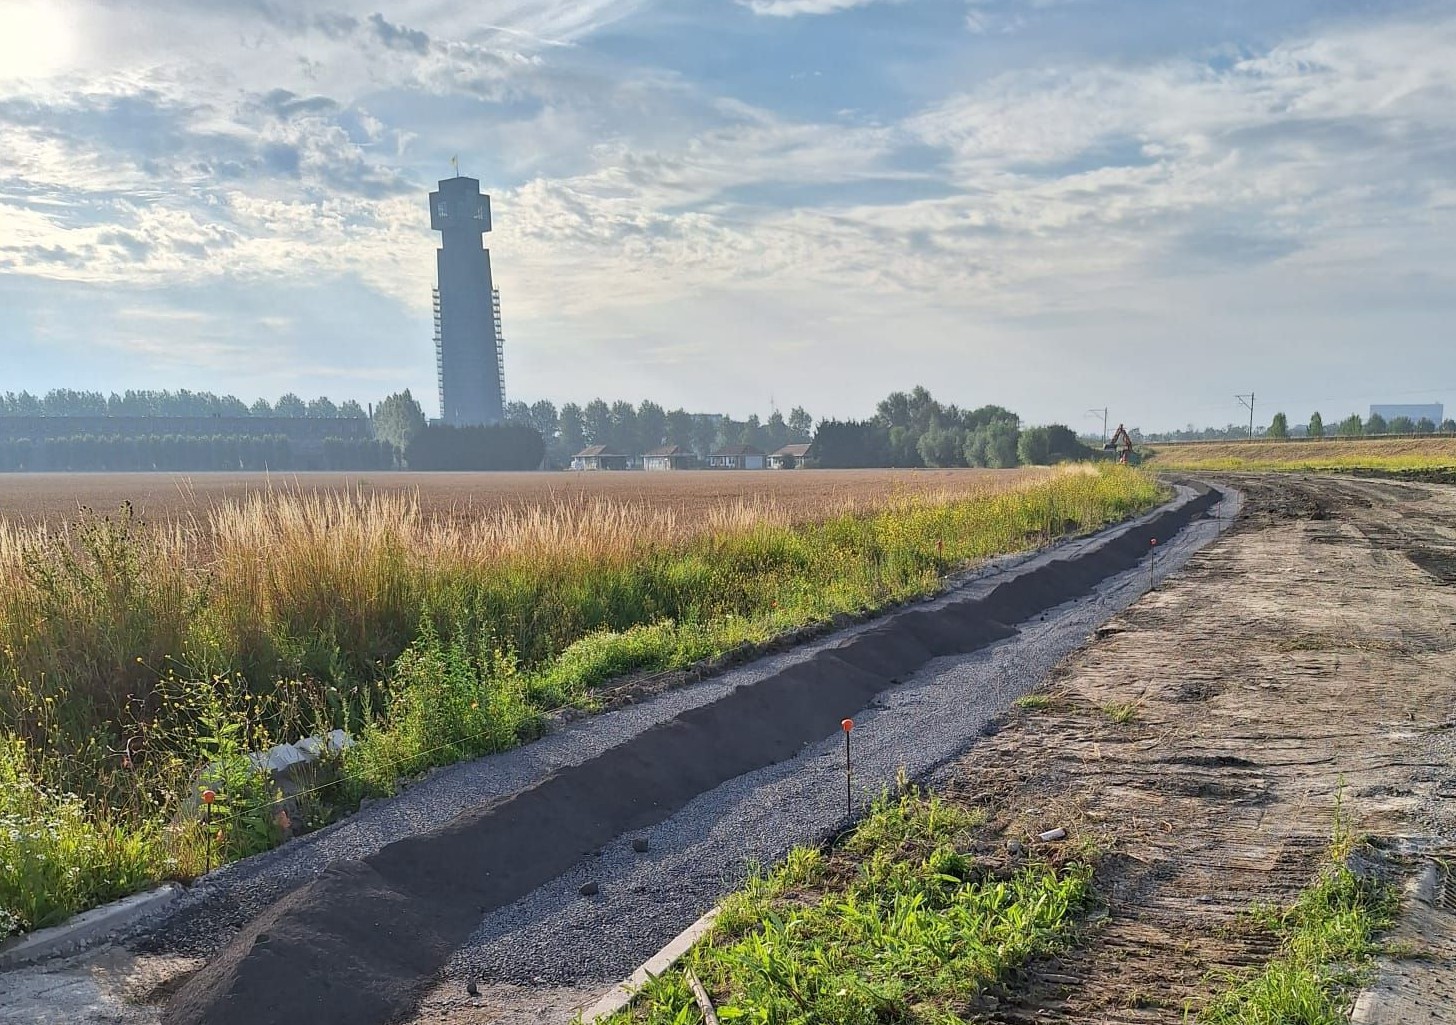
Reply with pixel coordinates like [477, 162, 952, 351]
[0, 0, 1453, 431]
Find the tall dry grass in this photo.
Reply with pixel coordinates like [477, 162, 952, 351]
[0, 465, 1162, 934]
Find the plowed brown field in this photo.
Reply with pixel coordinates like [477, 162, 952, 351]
[0, 468, 1045, 526]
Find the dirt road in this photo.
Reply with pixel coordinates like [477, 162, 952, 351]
[948, 473, 1456, 1021]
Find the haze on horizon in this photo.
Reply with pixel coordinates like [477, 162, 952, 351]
[0, 0, 1452, 433]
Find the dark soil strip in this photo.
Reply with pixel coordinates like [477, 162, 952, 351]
[164, 486, 1221, 1025]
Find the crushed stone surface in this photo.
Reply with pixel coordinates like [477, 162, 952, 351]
[2, 483, 1235, 1025]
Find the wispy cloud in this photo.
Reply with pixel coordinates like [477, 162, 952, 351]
[1, 0, 1453, 424]
[736, 0, 892, 17]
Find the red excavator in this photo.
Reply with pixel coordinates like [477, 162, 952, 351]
[1105, 424, 1133, 464]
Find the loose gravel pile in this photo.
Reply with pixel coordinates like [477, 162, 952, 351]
[142, 483, 1233, 1025]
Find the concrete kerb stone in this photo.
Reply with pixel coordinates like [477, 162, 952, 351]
[580, 907, 720, 1023]
[0, 884, 182, 969]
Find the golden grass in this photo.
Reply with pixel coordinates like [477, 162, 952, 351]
[0, 468, 1051, 528]
[0, 464, 1164, 936]
[1144, 437, 1456, 473]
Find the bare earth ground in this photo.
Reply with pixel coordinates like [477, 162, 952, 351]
[0, 468, 1041, 526]
[949, 473, 1456, 1022]
[6, 473, 1456, 1023]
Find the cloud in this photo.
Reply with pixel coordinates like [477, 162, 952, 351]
[2, 1, 1455, 424]
[736, 0, 889, 17]
[368, 12, 431, 53]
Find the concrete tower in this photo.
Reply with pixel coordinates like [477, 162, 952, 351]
[430, 175, 505, 425]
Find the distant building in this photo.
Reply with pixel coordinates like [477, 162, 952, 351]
[1370, 403, 1442, 425]
[643, 444, 694, 471]
[767, 442, 813, 469]
[708, 444, 765, 470]
[571, 445, 628, 471]
[430, 175, 505, 426]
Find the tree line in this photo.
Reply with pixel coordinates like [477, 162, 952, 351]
[367, 390, 816, 471]
[2, 383, 1101, 472]
[1145, 411, 1456, 442]
[1285, 411, 1456, 438]
[0, 389, 369, 419]
[813, 387, 1093, 469]
[501, 398, 814, 467]
[0, 435, 396, 472]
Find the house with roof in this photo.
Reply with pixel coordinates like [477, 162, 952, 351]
[708, 443, 766, 470]
[767, 442, 813, 469]
[571, 444, 628, 470]
[642, 444, 695, 471]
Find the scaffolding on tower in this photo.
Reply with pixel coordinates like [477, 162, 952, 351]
[492, 288, 506, 408]
[432, 287, 445, 420]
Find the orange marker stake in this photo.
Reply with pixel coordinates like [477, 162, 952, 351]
[841, 719, 854, 818]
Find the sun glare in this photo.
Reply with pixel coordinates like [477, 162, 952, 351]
[0, 0, 80, 80]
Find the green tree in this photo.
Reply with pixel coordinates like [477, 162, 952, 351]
[740, 414, 766, 449]
[528, 400, 558, 445]
[373, 389, 426, 450]
[980, 419, 1021, 468]
[637, 400, 667, 449]
[917, 426, 967, 467]
[1017, 428, 1051, 466]
[559, 403, 586, 454]
[1018, 425, 1078, 463]
[1337, 414, 1364, 437]
[765, 410, 790, 451]
[1365, 412, 1388, 435]
[1416, 417, 1437, 434]
[787, 406, 813, 439]
[666, 408, 694, 447]
[965, 404, 1019, 430]
[275, 393, 307, 417]
[307, 396, 338, 418]
[691, 414, 721, 458]
[582, 400, 611, 446]
[1388, 416, 1415, 434]
[1441, 419, 1456, 434]
[887, 425, 922, 467]
[250, 398, 273, 416]
[608, 400, 639, 453]
[338, 399, 366, 418]
[1307, 412, 1324, 438]
[876, 391, 912, 429]
[1268, 412, 1289, 439]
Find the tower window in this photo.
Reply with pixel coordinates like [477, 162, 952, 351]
[473, 205, 484, 220]
[437, 202, 448, 217]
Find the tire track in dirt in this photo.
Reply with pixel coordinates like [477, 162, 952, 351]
[941, 474, 1456, 1022]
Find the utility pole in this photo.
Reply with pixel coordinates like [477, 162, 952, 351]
[1236, 393, 1256, 440]
[1088, 407, 1109, 440]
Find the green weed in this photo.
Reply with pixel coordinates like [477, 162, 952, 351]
[1103, 701, 1139, 725]
[602, 790, 1092, 1025]
[1196, 795, 1398, 1024]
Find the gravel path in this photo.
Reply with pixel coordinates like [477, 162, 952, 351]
[135, 484, 1223, 963]
[412, 483, 1239, 1021]
[104, 482, 1237, 1025]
